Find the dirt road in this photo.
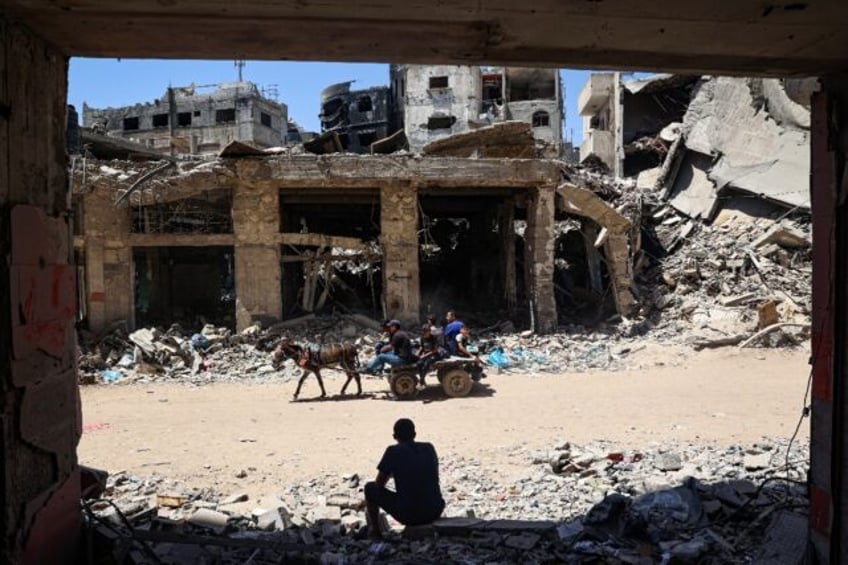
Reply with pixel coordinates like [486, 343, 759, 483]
[79, 347, 811, 500]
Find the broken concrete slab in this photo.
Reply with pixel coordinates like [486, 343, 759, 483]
[422, 121, 536, 159]
[666, 150, 718, 220]
[752, 510, 808, 565]
[683, 77, 810, 210]
[752, 224, 811, 249]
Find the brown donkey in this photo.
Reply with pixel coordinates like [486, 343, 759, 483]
[272, 339, 362, 399]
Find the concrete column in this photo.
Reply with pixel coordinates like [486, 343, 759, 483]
[500, 200, 517, 310]
[1, 20, 82, 563]
[581, 222, 604, 295]
[232, 181, 281, 330]
[524, 184, 557, 334]
[380, 181, 419, 324]
[82, 188, 133, 333]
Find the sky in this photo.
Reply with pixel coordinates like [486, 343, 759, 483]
[68, 59, 630, 143]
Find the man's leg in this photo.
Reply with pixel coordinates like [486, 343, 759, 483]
[364, 481, 406, 535]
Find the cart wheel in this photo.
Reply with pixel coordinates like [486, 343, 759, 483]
[390, 373, 419, 400]
[441, 369, 473, 398]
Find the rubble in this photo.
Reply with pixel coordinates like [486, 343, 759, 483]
[83, 437, 808, 563]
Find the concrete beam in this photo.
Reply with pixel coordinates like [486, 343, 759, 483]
[556, 183, 637, 316]
[5, 1, 847, 75]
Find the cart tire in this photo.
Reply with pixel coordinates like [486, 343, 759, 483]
[390, 373, 419, 400]
[441, 369, 473, 398]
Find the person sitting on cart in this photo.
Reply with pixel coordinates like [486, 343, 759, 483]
[416, 324, 445, 387]
[363, 320, 414, 374]
[427, 315, 445, 348]
[455, 326, 482, 363]
[443, 310, 465, 355]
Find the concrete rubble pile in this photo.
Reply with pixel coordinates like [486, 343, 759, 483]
[83, 437, 807, 563]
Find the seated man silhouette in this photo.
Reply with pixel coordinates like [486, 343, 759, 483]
[363, 418, 445, 537]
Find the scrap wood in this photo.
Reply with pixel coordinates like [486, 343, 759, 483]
[738, 323, 810, 349]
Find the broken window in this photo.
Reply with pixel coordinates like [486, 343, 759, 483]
[427, 115, 456, 130]
[177, 112, 192, 127]
[429, 76, 449, 89]
[358, 132, 377, 147]
[356, 96, 373, 112]
[122, 116, 139, 130]
[215, 108, 236, 123]
[193, 110, 201, 117]
[131, 189, 233, 234]
[134, 246, 236, 330]
[260, 112, 272, 127]
[279, 194, 382, 319]
[506, 68, 557, 101]
[152, 113, 169, 128]
[532, 111, 550, 128]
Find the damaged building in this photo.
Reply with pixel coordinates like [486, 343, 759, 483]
[391, 65, 563, 156]
[578, 73, 699, 177]
[83, 82, 288, 155]
[318, 82, 391, 153]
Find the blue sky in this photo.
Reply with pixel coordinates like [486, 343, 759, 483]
[68, 59, 626, 143]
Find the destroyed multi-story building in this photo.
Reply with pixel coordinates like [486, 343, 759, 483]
[391, 65, 563, 155]
[578, 73, 698, 177]
[318, 82, 391, 153]
[83, 81, 288, 155]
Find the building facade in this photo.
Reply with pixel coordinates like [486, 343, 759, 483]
[318, 82, 391, 153]
[391, 65, 563, 155]
[83, 82, 288, 156]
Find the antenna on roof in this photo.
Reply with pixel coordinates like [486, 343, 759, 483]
[234, 60, 246, 82]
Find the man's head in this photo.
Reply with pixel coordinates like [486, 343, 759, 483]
[421, 324, 431, 335]
[386, 319, 401, 334]
[393, 418, 416, 443]
[446, 310, 456, 322]
[460, 326, 470, 336]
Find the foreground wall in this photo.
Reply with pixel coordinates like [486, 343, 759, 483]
[0, 19, 81, 563]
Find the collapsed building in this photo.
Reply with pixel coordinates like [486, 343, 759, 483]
[391, 65, 563, 156]
[83, 82, 288, 155]
[73, 142, 638, 335]
[318, 82, 391, 154]
[71, 73, 813, 347]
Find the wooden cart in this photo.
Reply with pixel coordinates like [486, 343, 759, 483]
[386, 358, 485, 400]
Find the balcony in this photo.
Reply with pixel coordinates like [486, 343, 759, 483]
[580, 129, 615, 169]
[578, 73, 615, 116]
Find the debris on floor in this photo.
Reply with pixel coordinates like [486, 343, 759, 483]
[82, 437, 807, 563]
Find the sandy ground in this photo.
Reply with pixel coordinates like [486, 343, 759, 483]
[78, 346, 811, 501]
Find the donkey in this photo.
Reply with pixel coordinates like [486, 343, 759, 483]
[272, 339, 362, 399]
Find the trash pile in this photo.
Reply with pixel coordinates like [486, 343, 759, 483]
[82, 437, 808, 563]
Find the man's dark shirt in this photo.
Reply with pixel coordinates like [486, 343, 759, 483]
[390, 330, 413, 360]
[377, 441, 445, 517]
[420, 333, 438, 353]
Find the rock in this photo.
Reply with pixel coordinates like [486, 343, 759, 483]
[743, 452, 772, 471]
[256, 507, 293, 531]
[504, 532, 541, 550]
[655, 452, 683, 472]
[308, 505, 342, 522]
[220, 492, 249, 505]
[188, 508, 229, 533]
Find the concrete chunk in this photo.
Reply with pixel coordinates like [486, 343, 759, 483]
[753, 225, 810, 249]
[188, 508, 229, 533]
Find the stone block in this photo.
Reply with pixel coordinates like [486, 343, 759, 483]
[188, 508, 229, 533]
